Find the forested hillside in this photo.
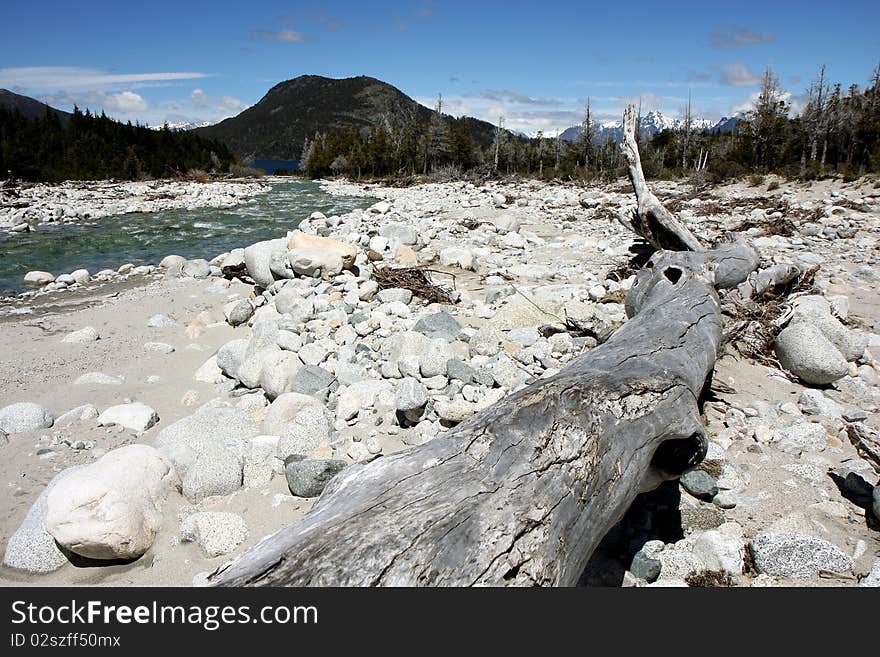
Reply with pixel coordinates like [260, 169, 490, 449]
[0, 105, 235, 182]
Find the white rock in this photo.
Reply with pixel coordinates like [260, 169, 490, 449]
[45, 445, 179, 560]
[96, 402, 159, 433]
[62, 326, 99, 343]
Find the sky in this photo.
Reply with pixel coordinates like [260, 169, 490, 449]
[1, 0, 878, 135]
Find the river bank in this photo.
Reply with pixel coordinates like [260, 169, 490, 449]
[1, 175, 879, 587]
[0, 178, 272, 230]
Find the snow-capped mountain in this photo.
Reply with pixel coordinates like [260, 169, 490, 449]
[560, 110, 726, 144]
[148, 120, 214, 132]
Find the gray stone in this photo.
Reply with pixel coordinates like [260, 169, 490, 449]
[96, 402, 159, 433]
[0, 402, 54, 434]
[225, 300, 253, 326]
[378, 222, 418, 245]
[262, 392, 323, 435]
[216, 338, 249, 380]
[414, 312, 462, 342]
[143, 341, 175, 354]
[798, 389, 844, 419]
[791, 296, 867, 361]
[276, 406, 331, 460]
[680, 470, 719, 501]
[182, 259, 211, 278]
[775, 322, 849, 384]
[377, 288, 413, 305]
[749, 532, 853, 578]
[194, 355, 225, 384]
[446, 358, 475, 383]
[258, 350, 303, 400]
[873, 484, 880, 522]
[54, 404, 99, 426]
[183, 444, 243, 502]
[395, 377, 428, 412]
[289, 248, 344, 277]
[289, 364, 336, 400]
[420, 339, 456, 378]
[244, 238, 288, 288]
[153, 402, 258, 480]
[630, 546, 662, 582]
[285, 459, 349, 497]
[3, 468, 81, 572]
[776, 422, 827, 454]
[180, 512, 248, 557]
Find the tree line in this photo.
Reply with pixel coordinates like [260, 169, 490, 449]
[0, 106, 235, 182]
[300, 64, 880, 183]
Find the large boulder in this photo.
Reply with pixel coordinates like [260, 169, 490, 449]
[44, 445, 179, 560]
[182, 259, 211, 278]
[0, 402, 54, 434]
[276, 406, 331, 460]
[244, 238, 288, 288]
[258, 351, 304, 400]
[153, 401, 258, 481]
[749, 532, 852, 578]
[791, 296, 867, 361]
[262, 392, 323, 435]
[23, 271, 55, 286]
[216, 338, 249, 381]
[288, 231, 357, 269]
[774, 322, 849, 385]
[288, 248, 344, 278]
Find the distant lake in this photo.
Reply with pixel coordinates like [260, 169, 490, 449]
[0, 179, 373, 295]
[253, 159, 300, 173]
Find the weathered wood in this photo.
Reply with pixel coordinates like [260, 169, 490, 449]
[617, 104, 704, 252]
[211, 244, 758, 587]
[209, 104, 760, 588]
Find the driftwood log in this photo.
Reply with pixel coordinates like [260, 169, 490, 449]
[210, 105, 762, 587]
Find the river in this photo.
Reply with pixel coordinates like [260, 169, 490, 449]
[0, 179, 373, 295]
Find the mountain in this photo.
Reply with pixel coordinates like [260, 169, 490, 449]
[710, 115, 742, 134]
[560, 110, 722, 144]
[195, 75, 500, 160]
[0, 89, 71, 123]
[148, 120, 214, 132]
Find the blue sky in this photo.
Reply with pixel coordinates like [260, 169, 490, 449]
[1, 0, 878, 134]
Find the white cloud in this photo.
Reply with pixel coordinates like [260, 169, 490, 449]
[190, 88, 211, 107]
[251, 28, 304, 42]
[103, 91, 147, 112]
[0, 66, 210, 91]
[720, 63, 761, 87]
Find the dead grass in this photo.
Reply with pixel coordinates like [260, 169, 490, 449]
[721, 265, 819, 366]
[371, 264, 457, 305]
[685, 570, 733, 587]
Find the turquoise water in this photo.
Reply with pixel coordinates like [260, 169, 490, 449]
[0, 179, 372, 295]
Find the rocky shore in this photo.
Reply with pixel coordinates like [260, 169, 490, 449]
[0, 178, 270, 231]
[1, 174, 879, 587]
